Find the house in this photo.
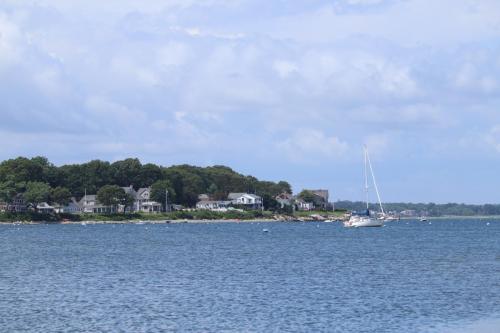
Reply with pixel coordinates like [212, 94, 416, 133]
[36, 202, 55, 214]
[275, 193, 293, 208]
[295, 198, 314, 211]
[228, 193, 263, 210]
[54, 198, 81, 214]
[198, 194, 210, 201]
[196, 200, 232, 211]
[134, 187, 162, 213]
[400, 210, 417, 217]
[0, 194, 27, 212]
[304, 189, 329, 209]
[79, 195, 116, 214]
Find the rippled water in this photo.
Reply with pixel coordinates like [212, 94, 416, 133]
[1, 219, 499, 332]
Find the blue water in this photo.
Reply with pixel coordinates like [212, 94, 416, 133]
[1, 219, 500, 332]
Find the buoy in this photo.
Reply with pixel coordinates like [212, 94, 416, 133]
[486, 222, 490, 226]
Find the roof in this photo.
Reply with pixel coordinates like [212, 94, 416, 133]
[136, 188, 150, 199]
[198, 194, 210, 201]
[197, 200, 231, 205]
[228, 193, 261, 200]
[37, 202, 54, 209]
[276, 192, 293, 200]
[81, 195, 96, 201]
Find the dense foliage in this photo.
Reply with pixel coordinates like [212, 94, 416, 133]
[0, 157, 292, 208]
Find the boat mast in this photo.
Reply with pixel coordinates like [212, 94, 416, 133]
[364, 146, 369, 211]
[366, 146, 385, 215]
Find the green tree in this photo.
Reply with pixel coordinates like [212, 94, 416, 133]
[97, 185, 130, 211]
[298, 190, 316, 203]
[0, 157, 44, 183]
[151, 180, 176, 211]
[137, 163, 163, 188]
[0, 181, 18, 203]
[51, 187, 72, 206]
[24, 182, 52, 205]
[261, 193, 279, 211]
[111, 158, 142, 187]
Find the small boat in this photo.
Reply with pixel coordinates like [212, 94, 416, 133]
[419, 217, 428, 222]
[381, 215, 398, 222]
[262, 228, 269, 233]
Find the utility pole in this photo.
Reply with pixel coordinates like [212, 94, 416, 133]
[165, 189, 169, 212]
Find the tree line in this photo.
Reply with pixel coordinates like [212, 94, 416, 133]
[0, 157, 292, 209]
[334, 200, 500, 217]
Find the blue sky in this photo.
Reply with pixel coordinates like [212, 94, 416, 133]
[1, 0, 500, 203]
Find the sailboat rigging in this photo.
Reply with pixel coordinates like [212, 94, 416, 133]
[344, 145, 385, 228]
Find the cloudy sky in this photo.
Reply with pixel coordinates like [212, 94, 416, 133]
[1, 0, 500, 203]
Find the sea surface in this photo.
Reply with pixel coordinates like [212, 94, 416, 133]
[1, 219, 499, 333]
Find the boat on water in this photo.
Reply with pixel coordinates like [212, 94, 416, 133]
[344, 146, 385, 228]
[381, 215, 398, 222]
[419, 217, 428, 222]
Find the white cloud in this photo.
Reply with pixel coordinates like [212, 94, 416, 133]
[486, 125, 500, 153]
[273, 60, 298, 78]
[157, 41, 189, 67]
[0, 14, 22, 69]
[277, 129, 349, 163]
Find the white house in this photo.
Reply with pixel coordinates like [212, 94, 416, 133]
[295, 198, 314, 211]
[54, 198, 81, 214]
[228, 193, 263, 210]
[275, 192, 293, 209]
[134, 187, 162, 213]
[36, 202, 55, 214]
[79, 195, 116, 214]
[196, 200, 232, 211]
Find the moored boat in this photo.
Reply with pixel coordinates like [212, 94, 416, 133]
[344, 145, 385, 228]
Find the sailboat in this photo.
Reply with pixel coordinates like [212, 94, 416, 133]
[344, 146, 385, 228]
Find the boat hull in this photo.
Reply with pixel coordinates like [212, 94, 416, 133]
[344, 216, 384, 228]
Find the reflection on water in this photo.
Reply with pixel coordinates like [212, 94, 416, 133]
[0, 219, 499, 332]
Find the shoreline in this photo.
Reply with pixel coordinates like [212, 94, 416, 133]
[2, 215, 500, 225]
[0, 218, 285, 225]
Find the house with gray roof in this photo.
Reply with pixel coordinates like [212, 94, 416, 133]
[133, 187, 162, 213]
[79, 195, 116, 214]
[228, 193, 263, 210]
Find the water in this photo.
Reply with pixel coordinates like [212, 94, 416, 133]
[1, 219, 499, 332]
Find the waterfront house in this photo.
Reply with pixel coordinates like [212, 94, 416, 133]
[275, 192, 294, 208]
[400, 209, 417, 217]
[134, 187, 162, 213]
[36, 202, 55, 214]
[78, 195, 116, 214]
[119, 186, 162, 213]
[228, 193, 263, 210]
[53, 198, 81, 214]
[304, 189, 329, 209]
[295, 198, 314, 211]
[0, 194, 27, 213]
[196, 200, 232, 211]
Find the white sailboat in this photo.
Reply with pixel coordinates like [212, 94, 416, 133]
[344, 146, 385, 228]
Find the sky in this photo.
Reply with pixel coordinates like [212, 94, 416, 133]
[1, 0, 500, 203]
